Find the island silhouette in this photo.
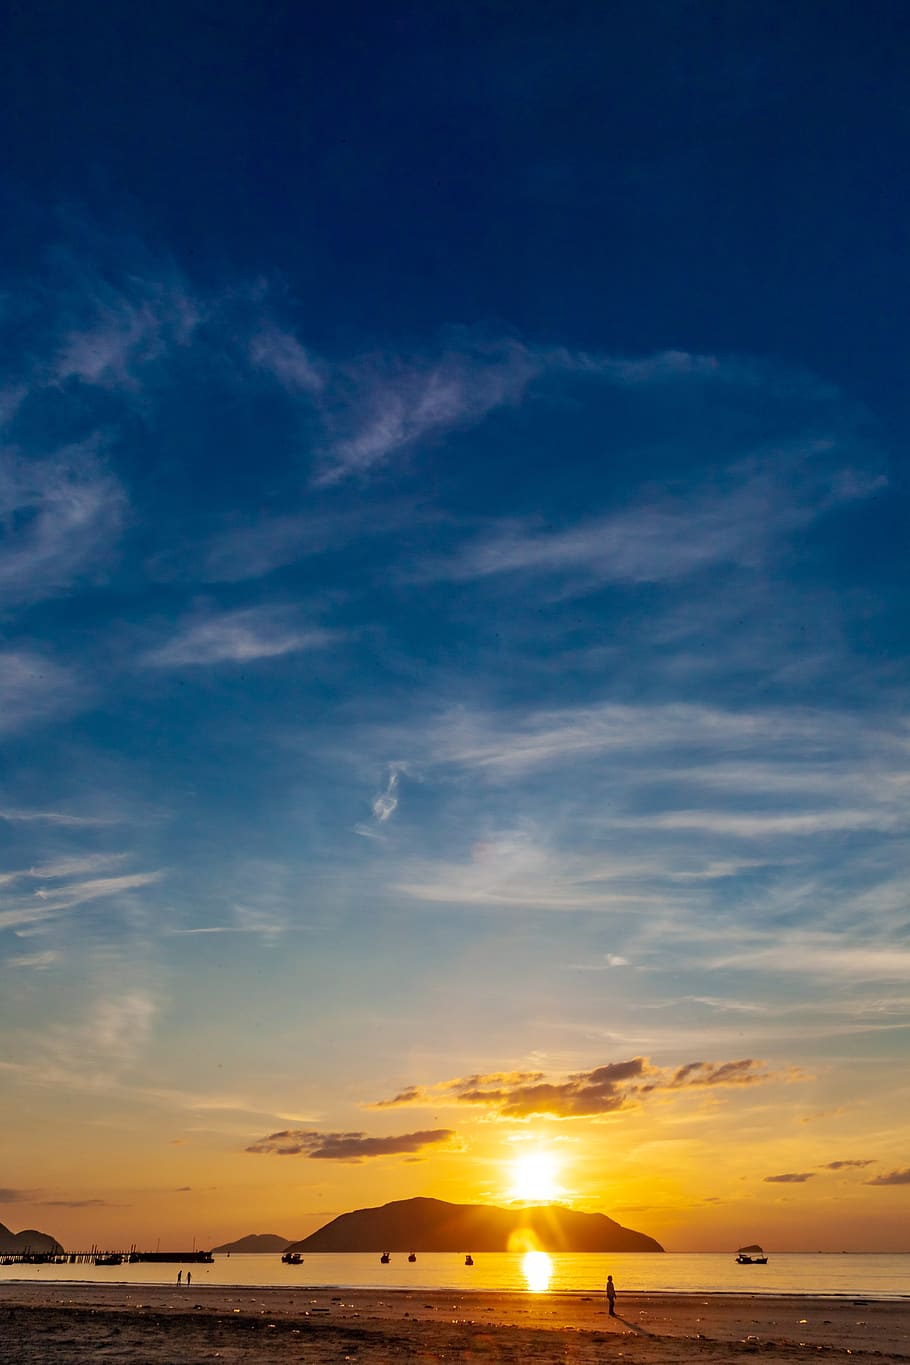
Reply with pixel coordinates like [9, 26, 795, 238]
[212, 1233, 291, 1253]
[0, 1221, 62, 1255]
[283, 1197, 663, 1253]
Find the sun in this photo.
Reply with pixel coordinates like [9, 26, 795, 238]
[509, 1151, 562, 1203]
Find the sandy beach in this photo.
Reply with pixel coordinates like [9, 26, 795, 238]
[2, 1285, 907, 1365]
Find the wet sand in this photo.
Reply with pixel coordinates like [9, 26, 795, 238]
[2, 1284, 908, 1364]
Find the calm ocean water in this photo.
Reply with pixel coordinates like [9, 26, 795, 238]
[1, 1252, 908, 1298]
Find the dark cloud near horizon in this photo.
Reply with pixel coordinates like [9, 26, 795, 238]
[764, 1172, 815, 1183]
[38, 1198, 127, 1208]
[822, 1160, 875, 1170]
[371, 1057, 774, 1119]
[246, 1127, 455, 1161]
[0, 1189, 124, 1209]
[865, 1168, 910, 1186]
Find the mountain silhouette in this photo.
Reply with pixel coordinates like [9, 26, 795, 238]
[0, 1221, 63, 1255]
[287, 1197, 663, 1253]
[212, 1233, 290, 1253]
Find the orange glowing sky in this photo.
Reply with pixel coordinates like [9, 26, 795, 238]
[3, 1, 910, 1260]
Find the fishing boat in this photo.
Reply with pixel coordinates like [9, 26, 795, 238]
[735, 1244, 768, 1264]
[464, 1253, 474, 1266]
[408, 1252, 416, 1262]
[94, 1253, 123, 1266]
[281, 1251, 303, 1265]
[380, 1251, 391, 1263]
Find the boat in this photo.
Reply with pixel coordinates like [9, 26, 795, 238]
[408, 1252, 416, 1262]
[380, 1251, 391, 1263]
[281, 1251, 303, 1265]
[94, 1253, 123, 1266]
[736, 1244, 768, 1264]
[464, 1254, 474, 1266]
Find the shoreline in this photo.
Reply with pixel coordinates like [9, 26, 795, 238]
[3, 1286, 909, 1365]
[2, 1277, 909, 1300]
[2, 1268, 909, 1303]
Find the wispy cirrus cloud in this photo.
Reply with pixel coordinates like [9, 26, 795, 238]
[360, 697, 909, 981]
[0, 870, 161, 933]
[710, 936, 910, 983]
[0, 385, 27, 427]
[370, 1056, 774, 1119]
[420, 454, 883, 588]
[143, 606, 339, 667]
[249, 325, 323, 394]
[246, 1127, 456, 1160]
[40, 990, 159, 1083]
[406, 699, 853, 777]
[52, 266, 200, 390]
[0, 650, 84, 736]
[197, 514, 335, 583]
[308, 338, 730, 488]
[392, 833, 674, 912]
[373, 699, 907, 846]
[310, 337, 541, 484]
[5, 950, 60, 970]
[822, 1160, 876, 1170]
[0, 853, 128, 885]
[3, 988, 161, 1094]
[186, 500, 421, 584]
[623, 809, 902, 837]
[0, 442, 126, 605]
[29, 870, 162, 910]
[0, 808, 115, 827]
[764, 1172, 815, 1183]
[865, 1169, 910, 1186]
[255, 335, 855, 488]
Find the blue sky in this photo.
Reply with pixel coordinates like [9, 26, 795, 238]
[1, 2, 909, 1251]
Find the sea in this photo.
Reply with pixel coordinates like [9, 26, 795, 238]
[1, 1252, 908, 1298]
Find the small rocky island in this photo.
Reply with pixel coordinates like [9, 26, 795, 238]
[284, 1197, 663, 1254]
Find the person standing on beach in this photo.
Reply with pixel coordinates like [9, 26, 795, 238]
[186, 1271, 192, 1286]
[606, 1274, 616, 1315]
[177, 1270, 182, 1285]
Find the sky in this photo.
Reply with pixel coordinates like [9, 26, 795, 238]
[1, 1, 909, 1254]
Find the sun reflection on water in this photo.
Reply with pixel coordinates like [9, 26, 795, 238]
[521, 1250, 552, 1293]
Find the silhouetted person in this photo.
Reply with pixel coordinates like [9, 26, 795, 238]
[606, 1273, 616, 1315]
[177, 1270, 182, 1285]
[186, 1271, 192, 1286]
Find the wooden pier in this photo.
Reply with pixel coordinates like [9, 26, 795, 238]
[1, 1248, 214, 1266]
